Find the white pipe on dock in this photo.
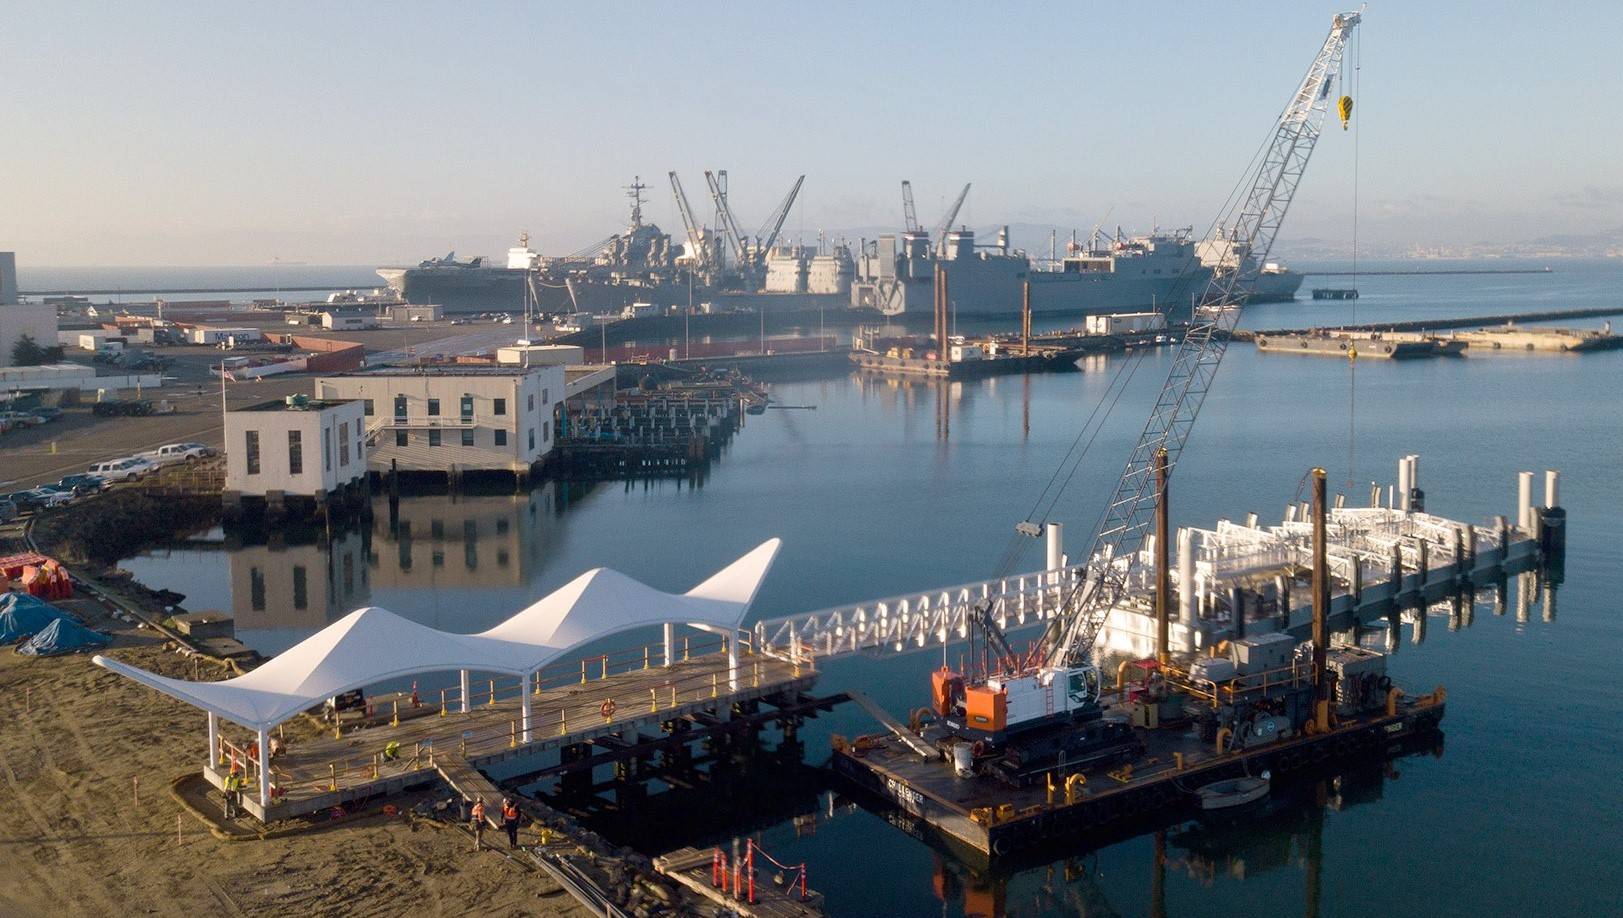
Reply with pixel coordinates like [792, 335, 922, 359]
[1178, 528, 1195, 646]
[727, 634, 739, 692]
[256, 726, 270, 808]
[663, 622, 676, 668]
[1398, 457, 1412, 512]
[460, 669, 470, 714]
[1517, 471, 1535, 532]
[1544, 469, 1560, 508]
[521, 675, 532, 743]
[207, 712, 217, 768]
[1045, 522, 1064, 574]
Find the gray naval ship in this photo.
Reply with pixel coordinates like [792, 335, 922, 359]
[376, 178, 853, 314]
[851, 225, 1302, 319]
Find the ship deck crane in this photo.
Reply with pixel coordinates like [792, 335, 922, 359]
[703, 170, 749, 269]
[939, 11, 1363, 766]
[902, 180, 920, 233]
[753, 174, 805, 258]
[668, 171, 711, 276]
[931, 183, 971, 255]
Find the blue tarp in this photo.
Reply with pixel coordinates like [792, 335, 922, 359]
[16, 617, 109, 656]
[0, 594, 75, 643]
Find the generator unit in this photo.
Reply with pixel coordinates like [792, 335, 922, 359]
[1325, 646, 1390, 716]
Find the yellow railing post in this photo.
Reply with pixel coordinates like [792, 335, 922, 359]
[581, 660, 587, 684]
[684, 637, 690, 661]
[649, 688, 657, 713]
[440, 689, 447, 717]
[644, 646, 650, 670]
[711, 673, 718, 698]
[391, 699, 399, 727]
[671, 684, 677, 709]
[328, 764, 337, 792]
[560, 710, 567, 736]
[488, 680, 496, 706]
[510, 721, 517, 748]
[601, 655, 608, 680]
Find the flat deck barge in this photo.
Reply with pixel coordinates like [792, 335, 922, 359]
[833, 690, 1445, 859]
[850, 348, 1082, 379]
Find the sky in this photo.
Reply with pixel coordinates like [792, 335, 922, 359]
[3, 1, 1621, 266]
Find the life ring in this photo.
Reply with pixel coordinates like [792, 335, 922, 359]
[600, 699, 617, 719]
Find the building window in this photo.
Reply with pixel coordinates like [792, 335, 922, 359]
[292, 565, 308, 611]
[427, 398, 440, 417]
[338, 422, 350, 466]
[363, 399, 374, 416]
[461, 429, 474, 447]
[431, 549, 445, 568]
[528, 428, 535, 450]
[395, 430, 408, 447]
[323, 427, 332, 471]
[428, 429, 441, 447]
[245, 430, 260, 475]
[494, 429, 507, 446]
[460, 395, 474, 419]
[542, 421, 549, 442]
[287, 430, 302, 475]
[249, 567, 266, 611]
[527, 393, 534, 412]
[394, 395, 407, 418]
[541, 387, 548, 404]
[493, 398, 506, 416]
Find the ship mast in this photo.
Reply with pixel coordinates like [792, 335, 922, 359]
[623, 176, 649, 229]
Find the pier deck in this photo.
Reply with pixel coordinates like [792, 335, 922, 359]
[209, 651, 816, 821]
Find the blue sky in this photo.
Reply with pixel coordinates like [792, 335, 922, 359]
[3, 1, 1619, 265]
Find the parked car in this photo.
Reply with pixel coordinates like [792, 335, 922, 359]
[88, 457, 155, 482]
[145, 442, 215, 465]
[0, 411, 46, 428]
[55, 474, 107, 496]
[92, 400, 154, 417]
[17, 487, 75, 509]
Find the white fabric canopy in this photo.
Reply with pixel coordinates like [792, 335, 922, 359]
[94, 539, 780, 730]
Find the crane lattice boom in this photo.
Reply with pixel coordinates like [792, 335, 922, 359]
[901, 180, 920, 233]
[668, 172, 709, 273]
[755, 175, 805, 256]
[931, 183, 972, 255]
[1048, 10, 1362, 667]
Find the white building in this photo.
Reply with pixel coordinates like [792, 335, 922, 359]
[321, 310, 378, 331]
[1, 305, 59, 367]
[224, 398, 368, 504]
[495, 343, 584, 367]
[315, 365, 565, 474]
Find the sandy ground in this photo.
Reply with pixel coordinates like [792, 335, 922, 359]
[0, 611, 589, 918]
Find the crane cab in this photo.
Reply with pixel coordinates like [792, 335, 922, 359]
[938, 662, 1102, 744]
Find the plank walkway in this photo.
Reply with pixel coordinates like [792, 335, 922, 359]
[215, 650, 816, 821]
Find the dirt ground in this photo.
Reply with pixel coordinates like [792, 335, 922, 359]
[0, 611, 588, 918]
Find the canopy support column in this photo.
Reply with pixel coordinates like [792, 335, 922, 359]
[256, 726, 270, 810]
[460, 670, 470, 714]
[521, 673, 532, 743]
[727, 632, 739, 692]
[207, 712, 218, 769]
[663, 623, 676, 668]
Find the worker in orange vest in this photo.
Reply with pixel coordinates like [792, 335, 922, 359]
[469, 797, 486, 851]
[501, 797, 521, 849]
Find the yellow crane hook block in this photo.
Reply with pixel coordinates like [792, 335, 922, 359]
[1338, 95, 1354, 130]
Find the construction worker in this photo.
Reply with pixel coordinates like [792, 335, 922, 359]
[469, 797, 486, 851]
[222, 772, 240, 820]
[501, 797, 520, 850]
[382, 740, 400, 762]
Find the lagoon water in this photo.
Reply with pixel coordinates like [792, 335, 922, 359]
[124, 261, 1622, 916]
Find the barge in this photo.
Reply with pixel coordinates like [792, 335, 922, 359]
[834, 678, 1445, 859]
[1254, 331, 1464, 359]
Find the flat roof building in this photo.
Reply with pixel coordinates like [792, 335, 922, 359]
[224, 398, 368, 511]
[316, 365, 565, 475]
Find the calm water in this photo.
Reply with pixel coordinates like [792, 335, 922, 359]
[124, 262, 1623, 917]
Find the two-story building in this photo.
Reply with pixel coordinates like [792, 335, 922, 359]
[223, 397, 369, 518]
[315, 365, 565, 477]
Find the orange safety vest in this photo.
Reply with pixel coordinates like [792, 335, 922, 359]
[502, 803, 518, 821]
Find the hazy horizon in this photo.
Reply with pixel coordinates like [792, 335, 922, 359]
[5, 2, 1621, 266]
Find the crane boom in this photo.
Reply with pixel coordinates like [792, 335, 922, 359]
[901, 180, 920, 233]
[703, 170, 749, 266]
[755, 174, 805, 256]
[668, 172, 709, 272]
[1047, 10, 1362, 667]
[931, 183, 971, 254]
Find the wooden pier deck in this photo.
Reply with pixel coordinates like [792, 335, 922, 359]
[211, 650, 817, 822]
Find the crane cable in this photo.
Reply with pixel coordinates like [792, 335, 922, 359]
[1346, 27, 1362, 492]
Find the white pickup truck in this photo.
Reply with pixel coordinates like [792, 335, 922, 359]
[142, 442, 216, 466]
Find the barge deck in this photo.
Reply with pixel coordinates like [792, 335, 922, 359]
[833, 690, 1445, 859]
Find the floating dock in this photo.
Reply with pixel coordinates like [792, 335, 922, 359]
[1254, 331, 1462, 359]
[1311, 288, 1359, 300]
[1449, 323, 1620, 353]
[849, 348, 1082, 379]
